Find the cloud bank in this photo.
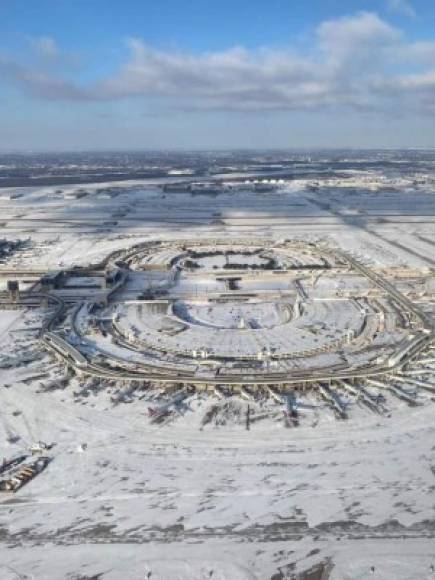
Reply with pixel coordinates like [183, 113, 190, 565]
[2, 12, 435, 115]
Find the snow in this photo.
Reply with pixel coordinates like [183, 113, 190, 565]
[0, 165, 435, 578]
[0, 310, 22, 340]
[0, 376, 435, 578]
[113, 299, 364, 359]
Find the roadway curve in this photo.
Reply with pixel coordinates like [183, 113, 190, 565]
[37, 243, 435, 387]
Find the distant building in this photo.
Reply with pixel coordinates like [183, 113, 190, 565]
[7, 280, 19, 301]
[40, 270, 65, 291]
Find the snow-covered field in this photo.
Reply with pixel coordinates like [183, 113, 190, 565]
[1, 369, 435, 579]
[0, 170, 435, 579]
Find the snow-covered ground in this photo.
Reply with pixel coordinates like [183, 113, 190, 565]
[0, 364, 435, 579]
[0, 170, 435, 579]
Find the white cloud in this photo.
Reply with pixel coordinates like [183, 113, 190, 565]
[2, 12, 435, 116]
[386, 0, 417, 18]
[32, 36, 60, 59]
[318, 11, 399, 59]
[88, 13, 402, 111]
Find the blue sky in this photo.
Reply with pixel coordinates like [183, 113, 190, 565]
[1, 0, 435, 150]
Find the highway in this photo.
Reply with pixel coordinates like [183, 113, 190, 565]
[333, 249, 434, 330]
